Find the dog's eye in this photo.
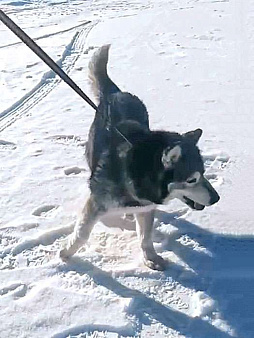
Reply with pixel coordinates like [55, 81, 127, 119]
[186, 178, 197, 184]
[186, 172, 201, 184]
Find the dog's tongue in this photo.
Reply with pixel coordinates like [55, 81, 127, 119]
[194, 202, 205, 210]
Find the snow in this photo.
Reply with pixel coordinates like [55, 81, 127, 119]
[0, 0, 254, 337]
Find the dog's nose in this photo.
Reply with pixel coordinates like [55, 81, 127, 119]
[209, 192, 220, 205]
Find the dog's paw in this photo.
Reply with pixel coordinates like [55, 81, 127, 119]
[143, 254, 167, 271]
[59, 248, 71, 262]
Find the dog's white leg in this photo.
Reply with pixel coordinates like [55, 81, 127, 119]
[60, 196, 100, 260]
[135, 210, 166, 271]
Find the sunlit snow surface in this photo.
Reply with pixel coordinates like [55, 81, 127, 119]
[0, 0, 254, 337]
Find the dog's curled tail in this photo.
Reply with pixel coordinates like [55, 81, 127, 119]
[89, 44, 120, 103]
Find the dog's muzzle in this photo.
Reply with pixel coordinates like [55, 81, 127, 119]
[167, 177, 220, 211]
[182, 196, 206, 210]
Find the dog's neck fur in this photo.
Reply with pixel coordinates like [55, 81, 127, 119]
[117, 130, 182, 205]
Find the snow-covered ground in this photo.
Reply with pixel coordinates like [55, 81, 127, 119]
[1, 0, 254, 337]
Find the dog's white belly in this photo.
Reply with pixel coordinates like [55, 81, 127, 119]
[101, 204, 156, 218]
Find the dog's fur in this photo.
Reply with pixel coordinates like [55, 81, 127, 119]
[60, 45, 220, 270]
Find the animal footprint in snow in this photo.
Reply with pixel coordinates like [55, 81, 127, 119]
[47, 134, 82, 145]
[1, 221, 39, 232]
[64, 166, 86, 176]
[19, 222, 39, 232]
[30, 149, 43, 157]
[203, 152, 230, 186]
[0, 282, 27, 298]
[0, 139, 16, 150]
[203, 152, 229, 169]
[26, 62, 39, 69]
[32, 205, 59, 217]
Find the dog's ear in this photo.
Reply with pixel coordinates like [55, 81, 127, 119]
[162, 145, 181, 169]
[183, 128, 202, 144]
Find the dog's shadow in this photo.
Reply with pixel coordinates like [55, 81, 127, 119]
[57, 210, 254, 338]
[156, 210, 254, 338]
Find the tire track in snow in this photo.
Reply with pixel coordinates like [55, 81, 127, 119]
[0, 21, 97, 132]
[0, 21, 91, 49]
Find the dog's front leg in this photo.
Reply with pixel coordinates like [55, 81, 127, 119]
[60, 195, 100, 260]
[135, 210, 166, 271]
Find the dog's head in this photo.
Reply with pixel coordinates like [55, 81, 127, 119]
[162, 128, 220, 210]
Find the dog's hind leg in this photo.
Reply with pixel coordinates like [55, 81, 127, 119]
[60, 196, 100, 260]
[135, 210, 167, 271]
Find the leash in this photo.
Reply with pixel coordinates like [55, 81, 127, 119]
[0, 9, 99, 113]
[0, 10, 132, 147]
[107, 105, 132, 147]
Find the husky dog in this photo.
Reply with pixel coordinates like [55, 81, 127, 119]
[60, 45, 220, 270]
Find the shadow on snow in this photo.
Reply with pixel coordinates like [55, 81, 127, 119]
[57, 210, 254, 338]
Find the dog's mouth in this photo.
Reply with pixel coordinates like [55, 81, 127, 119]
[183, 196, 205, 210]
